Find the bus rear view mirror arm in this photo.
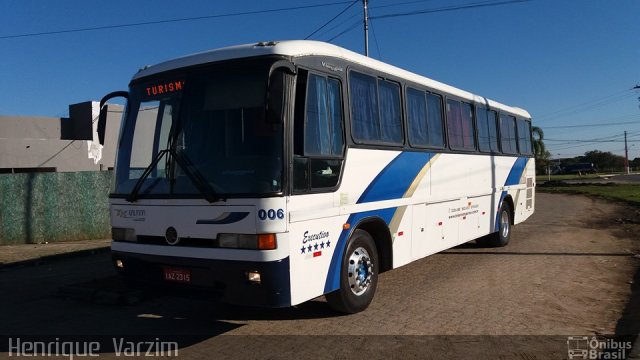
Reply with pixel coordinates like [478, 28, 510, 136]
[98, 90, 129, 145]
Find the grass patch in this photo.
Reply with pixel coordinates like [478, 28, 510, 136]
[539, 183, 640, 207]
[536, 174, 601, 182]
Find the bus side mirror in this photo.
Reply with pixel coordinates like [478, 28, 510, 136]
[98, 91, 129, 145]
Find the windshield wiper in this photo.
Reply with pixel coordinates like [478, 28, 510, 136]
[169, 149, 222, 203]
[126, 148, 221, 203]
[126, 149, 170, 202]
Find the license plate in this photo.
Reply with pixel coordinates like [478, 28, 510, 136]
[163, 267, 191, 283]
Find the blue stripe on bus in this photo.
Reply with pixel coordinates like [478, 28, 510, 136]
[324, 151, 433, 293]
[357, 151, 433, 203]
[495, 157, 528, 231]
[504, 157, 528, 186]
[195, 212, 250, 224]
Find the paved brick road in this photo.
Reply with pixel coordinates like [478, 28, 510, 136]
[0, 193, 638, 359]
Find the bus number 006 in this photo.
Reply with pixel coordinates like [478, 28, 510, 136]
[258, 209, 284, 221]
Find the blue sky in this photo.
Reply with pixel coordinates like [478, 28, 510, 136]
[1, 0, 639, 159]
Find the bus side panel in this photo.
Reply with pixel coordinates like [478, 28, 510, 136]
[287, 215, 349, 306]
[287, 149, 405, 305]
[513, 158, 536, 225]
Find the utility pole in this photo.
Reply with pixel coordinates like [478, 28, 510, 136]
[624, 130, 630, 174]
[363, 0, 369, 57]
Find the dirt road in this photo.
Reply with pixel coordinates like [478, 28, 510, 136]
[0, 193, 638, 359]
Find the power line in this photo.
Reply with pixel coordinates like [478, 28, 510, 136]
[369, 0, 532, 20]
[326, 20, 362, 42]
[370, 0, 441, 10]
[536, 90, 634, 122]
[546, 131, 640, 149]
[545, 134, 623, 142]
[542, 119, 640, 129]
[325, 0, 533, 43]
[369, 18, 383, 60]
[546, 139, 640, 143]
[315, 12, 360, 39]
[0, 1, 354, 40]
[305, 0, 359, 40]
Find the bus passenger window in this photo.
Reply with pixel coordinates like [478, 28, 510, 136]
[407, 88, 428, 147]
[407, 88, 445, 148]
[499, 114, 518, 154]
[349, 72, 403, 145]
[350, 72, 380, 143]
[426, 93, 445, 147]
[378, 80, 402, 144]
[477, 107, 499, 153]
[447, 100, 475, 150]
[517, 118, 533, 155]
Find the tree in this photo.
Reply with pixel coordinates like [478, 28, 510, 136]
[579, 150, 625, 172]
[532, 126, 550, 174]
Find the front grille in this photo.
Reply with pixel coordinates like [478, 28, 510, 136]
[135, 235, 218, 248]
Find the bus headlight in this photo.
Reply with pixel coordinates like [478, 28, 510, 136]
[218, 234, 277, 250]
[112, 227, 137, 242]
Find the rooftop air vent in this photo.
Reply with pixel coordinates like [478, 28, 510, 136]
[256, 41, 278, 47]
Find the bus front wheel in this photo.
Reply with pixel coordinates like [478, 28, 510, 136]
[326, 229, 379, 314]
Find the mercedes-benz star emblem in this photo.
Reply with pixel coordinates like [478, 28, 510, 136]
[165, 227, 179, 245]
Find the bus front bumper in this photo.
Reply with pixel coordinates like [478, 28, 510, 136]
[112, 251, 291, 308]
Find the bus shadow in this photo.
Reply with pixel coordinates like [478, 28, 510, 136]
[441, 250, 633, 257]
[61, 275, 343, 323]
[210, 298, 343, 321]
[614, 264, 640, 338]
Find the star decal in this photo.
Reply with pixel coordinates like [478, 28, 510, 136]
[314, 243, 319, 250]
[300, 246, 306, 254]
[307, 244, 312, 252]
[320, 241, 325, 249]
[326, 240, 331, 248]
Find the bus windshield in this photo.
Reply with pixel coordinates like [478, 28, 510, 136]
[113, 61, 284, 199]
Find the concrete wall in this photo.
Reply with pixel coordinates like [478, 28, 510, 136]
[0, 102, 122, 173]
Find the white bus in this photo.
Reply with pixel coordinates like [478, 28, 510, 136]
[99, 40, 535, 313]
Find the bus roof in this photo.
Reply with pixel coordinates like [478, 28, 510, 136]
[132, 40, 531, 119]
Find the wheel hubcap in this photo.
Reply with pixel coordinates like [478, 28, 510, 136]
[500, 211, 510, 238]
[347, 247, 373, 296]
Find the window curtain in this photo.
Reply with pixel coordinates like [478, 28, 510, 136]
[488, 110, 499, 152]
[500, 115, 517, 153]
[378, 81, 402, 144]
[477, 107, 490, 151]
[327, 79, 343, 155]
[447, 100, 462, 148]
[407, 88, 428, 146]
[349, 72, 379, 142]
[460, 102, 474, 149]
[426, 94, 444, 147]
[305, 74, 330, 155]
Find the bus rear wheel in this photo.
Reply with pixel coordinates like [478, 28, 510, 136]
[477, 202, 512, 247]
[326, 229, 379, 314]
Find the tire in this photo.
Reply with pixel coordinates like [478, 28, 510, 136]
[325, 229, 379, 314]
[477, 202, 512, 247]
